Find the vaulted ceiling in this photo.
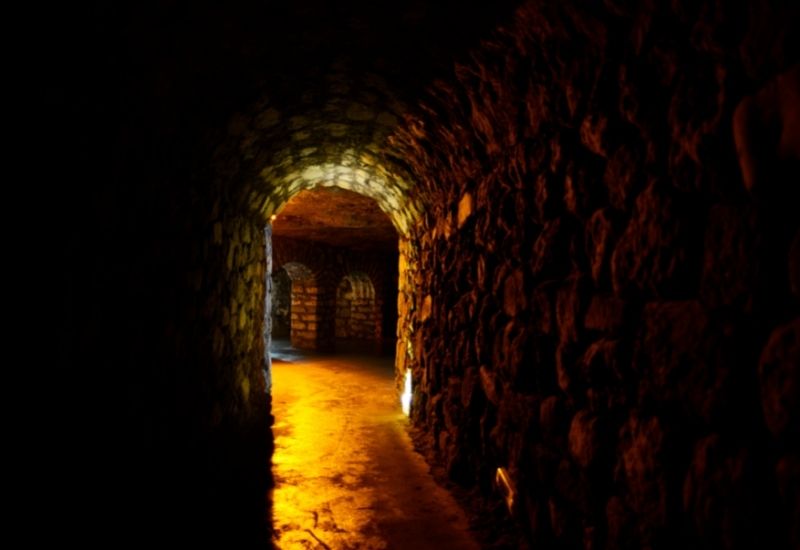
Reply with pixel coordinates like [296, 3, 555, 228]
[271, 187, 397, 251]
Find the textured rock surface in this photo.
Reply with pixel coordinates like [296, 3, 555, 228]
[759, 319, 800, 442]
[388, 1, 799, 548]
[52, 0, 798, 547]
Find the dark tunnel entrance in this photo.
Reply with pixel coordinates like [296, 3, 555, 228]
[264, 186, 445, 548]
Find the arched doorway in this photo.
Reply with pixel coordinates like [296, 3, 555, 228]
[262, 186, 423, 548]
[336, 272, 380, 343]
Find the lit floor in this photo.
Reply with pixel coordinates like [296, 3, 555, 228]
[270, 343, 480, 550]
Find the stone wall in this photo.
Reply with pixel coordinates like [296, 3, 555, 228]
[349, 296, 380, 340]
[51, 0, 797, 546]
[391, 1, 799, 548]
[336, 274, 382, 340]
[290, 279, 328, 349]
[395, 237, 420, 391]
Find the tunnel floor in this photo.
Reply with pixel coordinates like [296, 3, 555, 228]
[270, 344, 480, 549]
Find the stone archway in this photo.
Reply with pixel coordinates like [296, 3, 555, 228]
[335, 272, 380, 342]
[218, 60, 425, 393]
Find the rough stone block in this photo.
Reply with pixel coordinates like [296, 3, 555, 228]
[637, 300, 750, 427]
[604, 143, 644, 212]
[683, 434, 763, 549]
[586, 207, 624, 286]
[618, 414, 668, 545]
[568, 410, 599, 468]
[584, 294, 628, 334]
[458, 192, 474, 228]
[758, 318, 800, 441]
[503, 268, 527, 317]
[556, 274, 590, 345]
[611, 180, 701, 299]
[700, 204, 758, 310]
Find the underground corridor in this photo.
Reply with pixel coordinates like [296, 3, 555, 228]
[265, 187, 480, 548]
[50, 1, 799, 549]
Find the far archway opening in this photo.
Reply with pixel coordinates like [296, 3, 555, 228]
[267, 186, 400, 359]
[262, 184, 416, 549]
[335, 272, 381, 354]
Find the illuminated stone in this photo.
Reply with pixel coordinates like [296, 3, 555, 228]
[302, 166, 324, 181]
[420, 295, 432, 321]
[457, 192, 474, 228]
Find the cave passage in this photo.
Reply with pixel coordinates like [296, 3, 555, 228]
[268, 186, 400, 358]
[267, 186, 442, 548]
[54, 1, 798, 548]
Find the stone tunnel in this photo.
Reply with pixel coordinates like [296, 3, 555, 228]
[48, 0, 798, 548]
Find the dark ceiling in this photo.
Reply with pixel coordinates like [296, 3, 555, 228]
[44, 0, 524, 259]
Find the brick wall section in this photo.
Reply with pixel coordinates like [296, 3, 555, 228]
[336, 274, 381, 340]
[273, 235, 397, 351]
[290, 280, 324, 349]
[349, 296, 380, 339]
[390, 2, 799, 548]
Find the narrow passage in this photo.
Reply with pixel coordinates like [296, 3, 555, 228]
[270, 346, 480, 550]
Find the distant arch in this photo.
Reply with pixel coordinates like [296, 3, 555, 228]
[335, 272, 379, 341]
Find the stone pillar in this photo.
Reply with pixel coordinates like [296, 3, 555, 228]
[290, 281, 319, 350]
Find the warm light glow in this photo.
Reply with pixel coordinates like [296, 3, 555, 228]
[270, 214, 277, 221]
[401, 369, 412, 416]
[496, 467, 516, 513]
